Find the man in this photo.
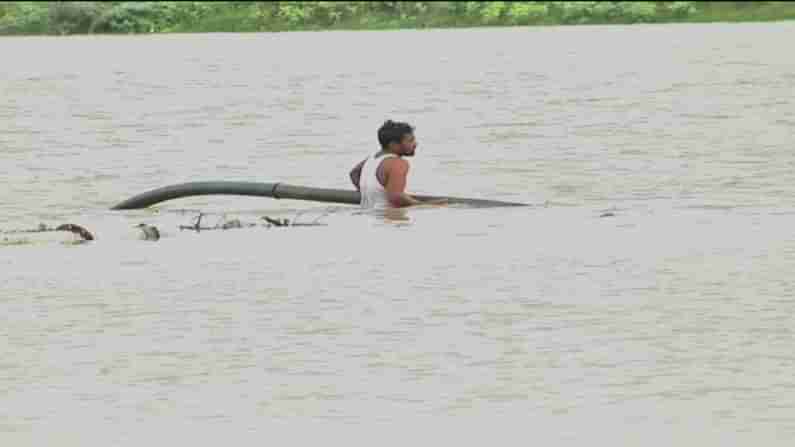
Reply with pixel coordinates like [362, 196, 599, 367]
[349, 120, 446, 209]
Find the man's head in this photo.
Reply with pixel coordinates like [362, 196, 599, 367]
[378, 120, 416, 157]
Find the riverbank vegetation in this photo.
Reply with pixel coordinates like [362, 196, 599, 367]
[1, 2, 794, 35]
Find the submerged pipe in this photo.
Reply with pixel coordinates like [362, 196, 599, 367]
[110, 181, 527, 210]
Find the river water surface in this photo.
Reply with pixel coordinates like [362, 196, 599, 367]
[2, 22, 795, 445]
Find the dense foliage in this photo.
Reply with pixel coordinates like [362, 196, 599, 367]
[0, 2, 791, 35]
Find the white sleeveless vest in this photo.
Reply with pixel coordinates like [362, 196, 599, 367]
[359, 152, 397, 209]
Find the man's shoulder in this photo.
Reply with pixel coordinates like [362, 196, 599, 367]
[382, 156, 409, 171]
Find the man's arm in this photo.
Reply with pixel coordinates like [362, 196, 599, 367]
[349, 159, 365, 191]
[383, 158, 424, 207]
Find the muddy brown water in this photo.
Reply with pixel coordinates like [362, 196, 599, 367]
[2, 22, 795, 445]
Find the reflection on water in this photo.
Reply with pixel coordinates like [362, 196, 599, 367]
[2, 22, 795, 445]
[375, 207, 412, 224]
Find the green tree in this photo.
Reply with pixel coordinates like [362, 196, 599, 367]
[507, 2, 549, 25]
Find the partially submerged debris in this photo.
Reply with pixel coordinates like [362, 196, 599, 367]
[220, 219, 243, 230]
[1, 209, 331, 247]
[179, 213, 259, 232]
[262, 216, 289, 227]
[177, 213, 326, 233]
[54, 223, 95, 240]
[136, 223, 161, 241]
[1, 223, 94, 246]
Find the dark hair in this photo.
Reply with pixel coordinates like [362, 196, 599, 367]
[378, 120, 414, 148]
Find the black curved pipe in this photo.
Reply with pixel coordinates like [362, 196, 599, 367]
[111, 182, 282, 210]
[110, 181, 527, 210]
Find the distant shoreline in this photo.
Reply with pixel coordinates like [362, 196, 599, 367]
[1, 2, 794, 37]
